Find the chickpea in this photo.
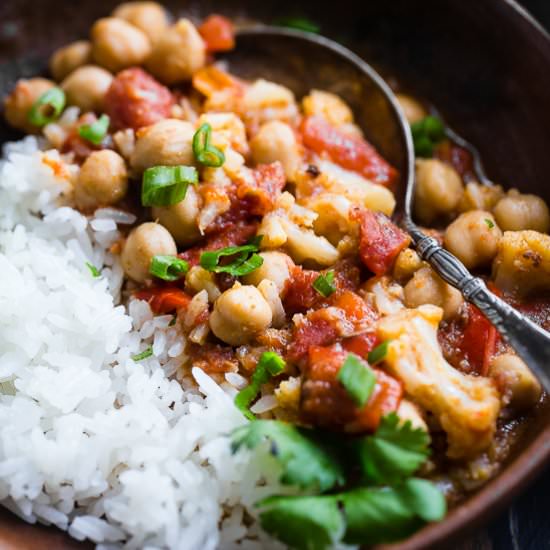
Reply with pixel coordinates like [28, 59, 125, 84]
[404, 266, 463, 320]
[61, 65, 113, 113]
[393, 248, 423, 282]
[130, 119, 195, 174]
[49, 40, 93, 81]
[396, 94, 427, 124]
[91, 17, 152, 73]
[3, 78, 55, 133]
[458, 181, 504, 213]
[145, 19, 206, 84]
[250, 120, 300, 181]
[489, 353, 541, 410]
[302, 90, 354, 127]
[112, 2, 169, 42]
[444, 210, 502, 269]
[185, 266, 221, 302]
[121, 222, 177, 283]
[75, 150, 128, 211]
[493, 192, 550, 233]
[210, 284, 273, 345]
[414, 159, 463, 224]
[152, 185, 201, 246]
[242, 251, 294, 295]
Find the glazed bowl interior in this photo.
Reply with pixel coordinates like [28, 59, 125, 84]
[1, 0, 550, 548]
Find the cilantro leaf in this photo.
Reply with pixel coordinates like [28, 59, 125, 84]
[341, 478, 446, 545]
[231, 420, 344, 492]
[258, 495, 344, 550]
[357, 412, 430, 485]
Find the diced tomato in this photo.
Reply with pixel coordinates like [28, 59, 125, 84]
[199, 15, 235, 53]
[434, 141, 474, 181]
[287, 291, 377, 366]
[352, 207, 410, 276]
[301, 344, 402, 433]
[300, 115, 398, 187]
[341, 332, 379, 358]
[236, 162, 286, 216]
[135, 287, 191, 314]
[104, 67, 174, 130]
[179, 220, 259, 266]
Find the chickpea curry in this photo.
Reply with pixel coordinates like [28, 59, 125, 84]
[4, 3, 550, 548]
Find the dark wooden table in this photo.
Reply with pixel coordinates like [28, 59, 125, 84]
[458, 4, 550, 547]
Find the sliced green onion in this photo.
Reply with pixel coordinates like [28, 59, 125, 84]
[410, 115, 445, 158]
[169, 316, 177, 327]
[337, 354, 376, 407]
[485, 218, 495, 229]
[141, 165, 198, 207]
[85, 262, 101, 278]
[192, 123, 225, 167]
[235, 351, 286, 420]
[312, 270, 336, 298]
[27, 87, 66, 127]
[150, 255, 189, 281]
[274, 16, 320, 33]
[132, 346, 153, 361]
[78, 114, 110, 145]
[368, 340, 391, 365]
[200, 236, 263, 277]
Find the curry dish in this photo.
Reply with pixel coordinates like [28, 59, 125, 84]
[2, 3, 549, 549]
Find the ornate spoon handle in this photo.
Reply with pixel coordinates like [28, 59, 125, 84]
[411, 230, 550, 391]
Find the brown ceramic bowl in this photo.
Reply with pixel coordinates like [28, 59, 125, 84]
[1, 0, 550, 548]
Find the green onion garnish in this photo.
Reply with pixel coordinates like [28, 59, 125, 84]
[27, 87, 66, 127]
[132, 346, 153, 361]
[200, 236, 263, 277]
[78, 114, 110, 145]
[410, 115, 445, 158]
[368, 341, 391, 365]
[484, 218, 495, 229]
[192, 123, 225, 167]
[169, 316, 177, 327]
[235, 351, 286, 420]
[274, 16, 320, 33]
[141, 165, 198, 207]
[150, 255, 189, 281]
[312, 270, 336, 298]
[85, 262, 101, 278]
[337, 354, 376, 407]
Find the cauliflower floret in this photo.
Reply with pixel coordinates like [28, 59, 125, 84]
[296, 159, 396, 216]
[377, 305, 500, 459]
[302, 89, 354, 127]
[257, 192, 339, 266]
[492, 230, 550, 297]
[196, 112, 249, 156]
[363, 276, 405, 316]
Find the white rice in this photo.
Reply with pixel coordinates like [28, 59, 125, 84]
[0, 138, 290, 549]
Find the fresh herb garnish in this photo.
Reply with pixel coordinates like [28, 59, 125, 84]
[368, 340, 390, 365]
[410, 115, 445, 157]
[232, 416, 443, 550]
[27, 87, 66, 127]
[169, 316, 177, 327]
[337, 354, 376, 407]
[85, 261, 100, 278]
[131, 346, 153, 361]
[232, 420, 345, 491]
[274, 16, 320, 34]
[78, 114, 110, 145]
[192, 123, 225, 167]
[356, 412, 430, 485]
[234, 352, 286, 420]
[141, 165, 198, 207]
[313, 270, 336, 298]
[200, 236, 263, 277]
[485, 218, 495, 229]
[150, 255, 189, 281]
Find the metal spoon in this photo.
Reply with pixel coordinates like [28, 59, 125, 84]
[223, 26, 550, 390]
